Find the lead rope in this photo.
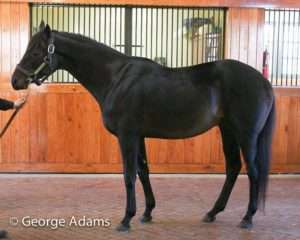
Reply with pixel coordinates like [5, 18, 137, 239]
[0, 88, 30, 138]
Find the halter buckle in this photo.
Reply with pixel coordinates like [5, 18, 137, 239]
[48, 43, 55, 55]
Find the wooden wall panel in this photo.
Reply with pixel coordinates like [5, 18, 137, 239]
[1, 84, 300, 173]
[0, 3, 299, 173]
[225, 8, 264, 71]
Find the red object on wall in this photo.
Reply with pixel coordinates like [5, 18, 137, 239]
[262, 49, 269, 79]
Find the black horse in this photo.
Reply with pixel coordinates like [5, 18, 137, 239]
[12, 22, 275, 231]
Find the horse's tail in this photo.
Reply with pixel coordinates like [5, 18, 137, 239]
[256, 98, 276, 210]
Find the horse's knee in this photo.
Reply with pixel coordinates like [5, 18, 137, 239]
[247, 165, 258, 181]
[137, 163, 149, 181]
[228, 162, 242, 175]
[124, 174, 136, 189]
[138, 170, 149, 183]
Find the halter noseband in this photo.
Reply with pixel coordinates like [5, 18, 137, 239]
[16, 34, 55, 86]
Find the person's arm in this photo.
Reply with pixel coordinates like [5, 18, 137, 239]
[0, 98, 14, 111]
[0, 98, 26, 111]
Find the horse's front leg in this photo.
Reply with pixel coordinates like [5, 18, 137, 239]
[116, 134, 139, 232]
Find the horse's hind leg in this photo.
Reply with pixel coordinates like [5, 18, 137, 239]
[137, 137, 156, 223]
[239, 135, 259, 229]
[203, 122, 241, 223]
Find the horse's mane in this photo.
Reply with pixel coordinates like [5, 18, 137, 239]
[54, 30, 126, 57]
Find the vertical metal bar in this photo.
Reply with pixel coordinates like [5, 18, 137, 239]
[270, 10, 274, 85]
[176, 8, 179, 67]
[171, 8, 174, 67]
[109, 6, 112, 47]
[150, 8, 153, 60]
[50, 5, 55, 82]
[181, 9, 184, 66]
[281, 10, 286, 85]
[124, 7, 132, 56]
[275, 10, 281, 86]
[213, 7, 216, 61]
[76, 5, 78, 34]
[73, 5, 75, 34]
[207, 8, 211, 62]
[196, 8, 200, 64]
[212, 7, 215, 61]
[291, 9, 296, 86]
[140, 8, 143, 56]
[68, 5, 70, 32]
[186, 9, 190, 66]
[135, 8, 138, 56]
[34, 5, 37, 34]
[166, 8, 169, 67]
[120, 7, 123, 52]
[99, 7, 102, 43]
[287, 9, 292, 85]
[271, 9, 275, 85]
[133, 7, 136, 56]
[120, 7, 123, 53]
[217, 8, 221, 59]
[62, 5, 65, 83]
[88, 5, 91, 38]
[64, 5, 71, 82]
[221, 8, 224, 60]
[58, 5, 61, 82]
[104, 6, 107, 44]
[67, 6, 70, 82]
[114, 7, 117, 50]
[71, 5, 74, 82]
[296, 9, 300, 85]
[146, 8, 148, 58]
[62, 5, 65, 31]
[156, 8, 159, 61]
[52, 5, 54, 33]
[91, 5, 94, 40]
[37, 4, 40, 31]
[46, 4, 48, 25]
[202, 9, 206, 63]
[161, 8, 164, 64]
[191, 8, 195, 65]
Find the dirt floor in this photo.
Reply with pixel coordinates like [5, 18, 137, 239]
[0, 174, 299, 240]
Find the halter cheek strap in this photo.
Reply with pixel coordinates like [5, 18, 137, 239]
[16, 34, 55, 85]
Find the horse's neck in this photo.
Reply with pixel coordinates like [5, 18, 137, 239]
[54, 32, 126, 104]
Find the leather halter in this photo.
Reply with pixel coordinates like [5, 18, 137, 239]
[16, 34, 55, 86]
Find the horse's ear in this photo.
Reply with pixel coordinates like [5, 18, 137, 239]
[44, 24, 51, 38]
[39, 20, 45, 32]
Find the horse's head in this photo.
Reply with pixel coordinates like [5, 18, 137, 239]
[12, 21, 57, 90]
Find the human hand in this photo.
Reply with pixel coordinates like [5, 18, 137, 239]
[13, 98, 26, 109]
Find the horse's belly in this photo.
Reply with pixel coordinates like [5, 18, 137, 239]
[142, 110, 221, 139]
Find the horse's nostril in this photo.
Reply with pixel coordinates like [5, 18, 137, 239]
[12, 78, 18, 89]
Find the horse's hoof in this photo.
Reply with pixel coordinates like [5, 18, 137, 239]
[140, 215, 152, 223]
[0, 230, 7, 239]
[202, 214, 216, 223]
[239, 219, 253, 229]
[116, 223, 130, 232]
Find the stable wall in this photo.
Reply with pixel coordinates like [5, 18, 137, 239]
[0, 2, 299, 173]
